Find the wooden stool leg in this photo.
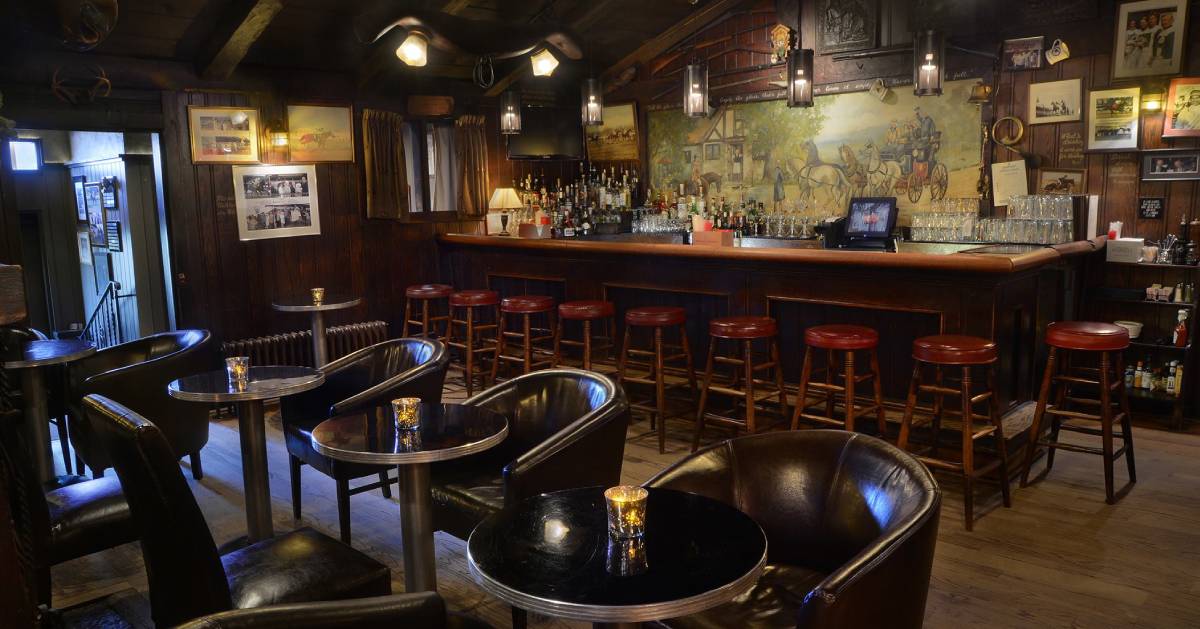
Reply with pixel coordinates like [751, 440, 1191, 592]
[870, 348, 887, 438]
[465, 307, 477, 396]
[824, 349, 835, 418]
[521, 314, 533, 374]
[487, 309, 502, 389]
[1115, 353, 1136, 483]
[772, 338, 787, 417]
[693, 337, 717, 452]
[655, 326, 666, 453]
[403, 298, 413, 337]
[421, 300, 431, 339]
[743, 339, 757, 435]
[843, 350, 856, 432]
[930, 367, 944, 457]
[1098, 351, 1116, 504]
[617, 326, 632, 381]
[961, 365, 975, 532]
[552, 315, 564, 367]
[898, 361, 922, 451]
[583, 320, 593, 371]
[680, 324, 698, 393]
[792, 346, 813, 430]
[1021, 347, 1058, 487]
[987, 367, 1012, 508]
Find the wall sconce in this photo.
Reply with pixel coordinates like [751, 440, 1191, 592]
[530, 47, 559, 77]
[396, 29, 429, 67]
[967, 80, 992, 105]
[786, 48, 814, 108]
[500, 91, 522, 134]
[1142, 90, 1165, 111]
[268, 121, 289, 147]
[683, 63, 708, 118]
[582, 78, 604, 125]
[913, 30, 945, 96]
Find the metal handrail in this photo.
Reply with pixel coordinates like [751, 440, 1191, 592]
[82, 281, 123, 349]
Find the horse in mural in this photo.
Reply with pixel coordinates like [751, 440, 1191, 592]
[796, 140, 849, 210]
[860, 141, 904, 196]
[839, 144, 868, 198]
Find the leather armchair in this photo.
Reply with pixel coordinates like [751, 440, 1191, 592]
[66, 330, 217, 479]
[82, 394, 391, 628]
[647, 430, 940, 629]
[175, 593, 491, 629]
[430, 368, 630, 541]
[280, 338, 448, 543]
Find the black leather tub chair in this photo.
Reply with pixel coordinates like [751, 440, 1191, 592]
[175, 592, 490, 629]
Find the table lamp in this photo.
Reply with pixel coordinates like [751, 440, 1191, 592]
[488, 187, 523, 236]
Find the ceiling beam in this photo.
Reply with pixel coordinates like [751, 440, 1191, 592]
[196, 0, 285, 81]
[483, 0, 618, 97]
[600, 0, 748, 82]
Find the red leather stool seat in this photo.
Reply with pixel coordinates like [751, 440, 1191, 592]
[405, 283, 454, 299]
[1045, 321, 1130, 351]
[558, 300, 614, 320]
[625, 306, 686, 327]
[804, 324, 879, 350]
[913, 335, 998, 365]
[500, 295, 555, 314]
[709, 316, 778, 339]
[449, 290, 500, 307]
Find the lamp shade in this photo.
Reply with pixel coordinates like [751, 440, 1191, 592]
[500, 91, 522, 135]
[530, 47, 559, 76]
[488, 187, 524, 210]
[913, 30, 944, 96]
[582, 78, 604, 126]
[683, 63, 708, 117]
[396, 30, 429, 67]
[786, 48, 814, 108]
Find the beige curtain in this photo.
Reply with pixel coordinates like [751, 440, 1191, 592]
[362, 109, 409, 219]
[455, 115, 489, 217]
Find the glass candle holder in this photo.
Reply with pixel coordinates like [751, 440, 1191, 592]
[606, 537, 649, 576]
[225, 356, 250, 388]
[395, 430, 422, 453]
[604, 485, 648, 539]
[311, 287, 325, 305]
[391, 397, 421, 431]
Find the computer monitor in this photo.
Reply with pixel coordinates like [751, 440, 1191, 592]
[845, 197, 898, 239]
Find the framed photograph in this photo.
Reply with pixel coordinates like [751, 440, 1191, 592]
[1038, 169, 1086, 195]
[232, 164, 321, 241]
[1164, 77, 1200, 138]
[83, 182, 106, 248]
[287, 104, 355, 162]
[77, 231, 92, 267]
[73, 175, 87, 221]
[1142, 151, 1200, 180]
[1004, 36, 1044, 70]
[188, 105, 260, 164]
[1138, 196, 1165, 219]
[585, 102, 640, 162]
[1112, 0, 1188, 80]
[815, 0, 877, 54]
[1029, 79, 1082, 124]
[1087, 87, 1141, 150]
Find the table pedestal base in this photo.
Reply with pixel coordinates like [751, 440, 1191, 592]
[236, 400, 274, 542]
[398, 462, 437, 592]
[21, 367, 55, 483]
[311, 311, 328, 367]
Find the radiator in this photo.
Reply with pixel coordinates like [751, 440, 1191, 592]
[221, 321, 389, 367]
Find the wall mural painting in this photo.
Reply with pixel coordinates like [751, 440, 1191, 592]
[648, 79, 982, 222]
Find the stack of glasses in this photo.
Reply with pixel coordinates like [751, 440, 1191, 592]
[985, 194, 1074, 245]
[909, 198, 980, 242]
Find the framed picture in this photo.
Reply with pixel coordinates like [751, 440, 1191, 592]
[1164, 77, 1200, 138]
[73, 175, 87, 221]
[1112, 0, 1188, 80]
[232, 164, 321, 241]
[1138, 196, 1165, 219]
[83, 182, 106, 248]
[1038, 169, 1086, 194]
[584, 102, 640, 162]
[1087, 87, 1140, 150]
[1004, 36, 1044, 70]
[287, 104, 355, 162]
[1029, 79, 1082, 124]
[815, 0, 877, 54]
[1142, 150, 1200, 180]
[77, 231, 92, 267]
[187, 105, 260, 164]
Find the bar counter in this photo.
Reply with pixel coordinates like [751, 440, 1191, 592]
[438, 233, 1104, 408]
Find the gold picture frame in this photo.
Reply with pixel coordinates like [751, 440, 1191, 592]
[187, 105, 261, 164]
[287, 104, 356, 163]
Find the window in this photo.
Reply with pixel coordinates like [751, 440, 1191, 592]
[9, 139, 41, 172]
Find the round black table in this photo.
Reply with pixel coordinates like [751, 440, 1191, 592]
[271, 294, 361, 367]
[467, 487, 768, 628]
[311, 403, 508, 593]
[2, 339, 96, 482]
[168, 366, 324, 542]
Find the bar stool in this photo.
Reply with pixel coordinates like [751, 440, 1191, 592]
[446, 289, 501, 396]
[402, 283, 453, 339]
[554, 300, 615, 370]
[491, 295, 556, 381]
[791, 324, 887, 436]
[1020, 322, 1135, 504]
[898, 334, 1011, 531]
[694, 316, 788, 451]
[617, 306, 697, 454]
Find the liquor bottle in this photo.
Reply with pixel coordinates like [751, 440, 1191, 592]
[1125, 365, 1134, 388]
[1134, 361, 1145, 389]
[1167, 360, 1177, 393]
[1174, 364, 1185, 397]
[1174, 309, 1189, 347]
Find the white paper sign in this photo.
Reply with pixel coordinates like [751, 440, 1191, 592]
[991, 160, 1028, 207]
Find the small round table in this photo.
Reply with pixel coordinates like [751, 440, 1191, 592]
[271, 294, 361, 367]
[311, 403, 508, 593]
[467, 487, 767, 629]
[2, 339, 96, 482]
[168, 366, 324, 542]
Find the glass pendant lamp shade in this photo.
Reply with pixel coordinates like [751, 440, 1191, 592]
[396, 30, 429, 67]
[683, 64, 708, 117]
[913, 30, 945, 96]
[786, 48, 814, 107]
[500, 91, 522, 135]
[582, 78, 604, 126]
[530, 47, 559, 76]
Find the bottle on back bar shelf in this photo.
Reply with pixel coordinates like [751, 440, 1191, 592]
[1174, 309, 1189, 347]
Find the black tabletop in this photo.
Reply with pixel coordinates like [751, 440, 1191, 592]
[467, 487, 767, 624]
[310, 403, 508, 465]
[271, 294, 361, 312]
[167, 366, 324, 402]
[1, 339, 96, 369]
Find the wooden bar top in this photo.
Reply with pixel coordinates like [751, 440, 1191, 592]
[439, 234, 1104, 275]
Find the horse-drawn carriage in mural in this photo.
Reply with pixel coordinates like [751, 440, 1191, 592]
[880, 130, 948, 203]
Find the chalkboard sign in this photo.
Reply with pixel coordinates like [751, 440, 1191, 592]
[105, 220, 122, 251]
[1138, 197, 1165, 220]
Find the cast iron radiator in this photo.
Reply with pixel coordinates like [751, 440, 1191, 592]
[221, 321, 389, 367]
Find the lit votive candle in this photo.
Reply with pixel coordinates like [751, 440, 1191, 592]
[311, 287, 325, 305]
[606, 537, 649, 577]
[391, 397, 421, 431]
[604, 485, 648, 539]
[225, 356, 250, 388]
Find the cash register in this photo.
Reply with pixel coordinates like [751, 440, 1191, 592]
[819, 197, 899, 251]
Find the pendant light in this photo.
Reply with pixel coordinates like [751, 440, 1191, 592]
[582, 78, 604, 126]
[500, 91, 522, 135]
[530, 47, 559, 76]
[683, 63, 708, 117]
[913, 30, 945, 96]
[396, 30, 429, 67]
[786, 47, 814, 107]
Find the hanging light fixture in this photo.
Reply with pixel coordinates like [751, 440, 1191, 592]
[530, 47, 559, 76]
[396, 29, 429, 67]
[683, 63, 708, 117]
[913, 30, 945, 96]
[582, 78, 604, 126]
[786, 47, 814, 107]
[500, 91, 522, 134]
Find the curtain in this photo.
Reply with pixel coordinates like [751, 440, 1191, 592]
[402, 122, 424, 213]
[362, 109, 408, 219]
[432, 124, 458, 213]
[455, 115, 489, 217]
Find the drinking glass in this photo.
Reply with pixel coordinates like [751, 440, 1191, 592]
[604, 485, 648, 539]
[311, 287, 325, 305]
[391, 397, 421, 431]
[226, 356, 249, 388]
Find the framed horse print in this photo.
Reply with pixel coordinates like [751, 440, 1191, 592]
[287, 104, 355, 162]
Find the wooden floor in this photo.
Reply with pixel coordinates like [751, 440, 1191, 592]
[50, 379, 1200, 628]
